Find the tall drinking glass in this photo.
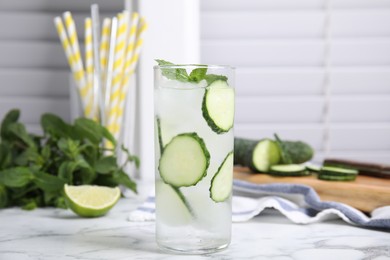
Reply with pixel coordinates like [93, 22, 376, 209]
[154, 64, 235, 254]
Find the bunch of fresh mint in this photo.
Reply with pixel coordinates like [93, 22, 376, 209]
[156, 59, 227, 84]
[0, 110, 138, 210]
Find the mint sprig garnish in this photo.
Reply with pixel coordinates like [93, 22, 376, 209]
[156, 59, 227, 85]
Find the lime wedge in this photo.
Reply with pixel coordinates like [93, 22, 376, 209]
[64, 184, 120, 218]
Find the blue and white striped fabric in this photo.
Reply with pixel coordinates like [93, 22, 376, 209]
[128, 180, 390, 229]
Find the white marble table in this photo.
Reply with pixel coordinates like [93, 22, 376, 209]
[0, 195, 389, 260]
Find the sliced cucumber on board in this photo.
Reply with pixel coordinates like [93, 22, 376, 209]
[210, 152, 234, 203]
[318, 166, 358, 181]
[320, 166, 358, 176]
[306, 164, 321, 173]
[234, 138, 280, 172]
[270, 164, 310, 176]
[159, 132, 210, 187]
[202, 80, 234, 134]
[318, 175, 357, 181]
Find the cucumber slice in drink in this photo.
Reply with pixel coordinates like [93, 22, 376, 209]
[202, 80, 234, 134]
[159, 133, 210, 187]
[210, 152, 234, 203]
[270, 164, 310, 176]
[155, 181, 192, 226]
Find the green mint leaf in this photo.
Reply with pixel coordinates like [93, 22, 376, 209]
[113, 169, 137, 193]
[8, 123, 36, 148]
[71, 158, 96, 185]
[94, 156, 117, 174]
[14, 148, 42, 167]
[94, 174, 119, 187]
[9, 184, 36, 200]
[58, 161, 79, 183]
[41, 145, 51, 161]
[54, 196, 67, 209]
[120, 144, 140, 168]
[74, 118, 103, 145]
[0, 167, 34, 188]
[1, 109, 20, 139]
[41, 113, 75, 140]
[57, 138, 81, 160]
[0, 143, 12, 170]
[33, 171, 65, 192]
[189, 68, 208, 83]
[102, 126, 116, 146]
[81, 143, 98, 167]
[204, 74, 228, 85]
[43, 190, 57, 205]
[22, 200, 38, 210]
[0, 184, 8, 208]
[155, 59, 189, 82]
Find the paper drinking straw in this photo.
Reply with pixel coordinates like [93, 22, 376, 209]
[107, 12, 129, 139]
[113, 17, 148, 134]
[122, 13, 140, 78]
[84, 17, 96, 120]
[54, 16, 89, 114]
[63, 11, 88, 116]
[100, 18, 111, 73]
[109, 13, 141, 135]
[91, 4, 104, 124]
[54, 17, 78, 86]
[104, 17, 118, 121]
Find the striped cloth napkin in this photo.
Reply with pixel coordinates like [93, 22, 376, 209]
[128, 180, 390, 229]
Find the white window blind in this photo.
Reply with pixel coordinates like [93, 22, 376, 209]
[200, 0, 390, 163]
[0, 0, 123, 133]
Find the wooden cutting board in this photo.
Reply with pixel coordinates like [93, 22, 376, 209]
[234, 166, 390, 212]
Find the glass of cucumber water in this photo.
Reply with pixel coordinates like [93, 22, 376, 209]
[154, 61, 235, 254]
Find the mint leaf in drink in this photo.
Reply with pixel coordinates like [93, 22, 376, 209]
[155, 60, 230, 86]
[204, 74, 228, 85]
[0, 167, 34, 188]
[189, 68, 207, 83]
[155, 59, 189, 82]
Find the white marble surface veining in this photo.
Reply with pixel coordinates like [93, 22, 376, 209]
[0, 195, 389, 260]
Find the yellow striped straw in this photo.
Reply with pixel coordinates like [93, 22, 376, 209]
[100, 18, 111, 72]
[54, 16, 88, 112]
[54, 17, 77, 84]
[84, 17, 97, 120]
[107, 12, 129, 139]
[109, 13, 141, 135]
[111, 17, 148, 134]
[63, 11, 88, 117]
